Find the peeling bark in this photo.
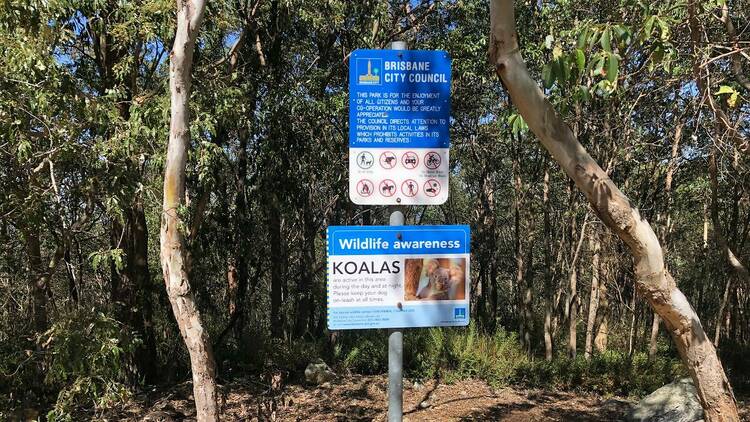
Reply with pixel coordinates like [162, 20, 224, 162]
[488, 1, 739, 419]
[161, 0, 219, 420]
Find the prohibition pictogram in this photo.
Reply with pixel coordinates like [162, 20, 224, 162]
[356, 151, 374, 169]
[424, 151, 441, 169]
[424, 179, 441, 197]
[357, 179, 374, 197]
[401, 151, 418, 169]
[401, 179, 418, 197]
[380, 151, 397, 169]
[379, 179, 396, 197]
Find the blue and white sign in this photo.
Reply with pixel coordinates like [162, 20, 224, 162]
[327, 225, 470, 330]
[349, 49, 451, 205]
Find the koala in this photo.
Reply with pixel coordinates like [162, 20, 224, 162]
[425, 267, 451, 300]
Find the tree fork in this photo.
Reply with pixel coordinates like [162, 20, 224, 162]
[488, 1, 739, 420]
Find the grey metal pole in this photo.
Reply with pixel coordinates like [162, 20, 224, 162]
[388, 210, 404, 422]
[388, 39, 406, 422]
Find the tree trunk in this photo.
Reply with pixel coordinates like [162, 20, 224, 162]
[269, 195, 284, 339]
[627, 290, 638, 357]
[111, 201, 158, 383]
[488, 2, 739, 419]
[130, 202, 158, 381]
[584, 230, 600, 360]
[568, 261, 578, 359]
[648, 314, 661, 357]
[513, 153, 531, 354]
[230, 131, 250, 343]
[594, 262, 609, 353]
[23, 229, 53, 333]
[542, 168, 554, 361]
[567, 205, 586, 359]
[294, 191, 316, 338]
[161, 0, 219, 420]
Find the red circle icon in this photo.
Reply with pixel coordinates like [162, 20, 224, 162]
[424, 179, 441, 197]
[401, 179, 418, 197]
[356, 179, 374, 197]
[424, 151, 441, 169]
[380, 151, 397, 169]
[379, 179, 396, 197]
[401, 151, 419, 169]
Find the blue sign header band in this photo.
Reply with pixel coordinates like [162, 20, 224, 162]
[327, 225, 470, 256]
[349, 49, 452, 148]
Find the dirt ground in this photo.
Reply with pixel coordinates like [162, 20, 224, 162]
[110, 375, 749, 421]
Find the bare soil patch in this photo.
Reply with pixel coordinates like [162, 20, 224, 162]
[108, 375, 749, 421]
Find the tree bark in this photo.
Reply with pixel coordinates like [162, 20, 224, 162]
[648, 314, 661, 357]
[584, 230, 600, 360]
[294, 190, 316, 338]
[488, 1, 739, 419]
[161, 0, 219, 420]
[513, 152, 531, 355]
[627, 288, 638, 357]
[23, 228, 56, 333]
[567, 206, 586, 359]
[542, 168, 554, 361]
[593, 259, 609, 353]
[269, 195, 284, 339]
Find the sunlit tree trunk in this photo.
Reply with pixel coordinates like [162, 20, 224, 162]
[161, 0, 219, 419]
[567, 198, 586, 359]
[584, 230, 600, 360]
[594, 259, 609, 353]
[489, 1, 739, 419]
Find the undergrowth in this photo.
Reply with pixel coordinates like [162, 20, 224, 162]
[334, 323, 687, 397]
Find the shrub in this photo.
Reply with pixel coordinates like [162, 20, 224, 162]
[342, 333, 388, 375]
[40, 310, 139, 420]
[515, 349, 686, 396]
[330, 324, 685, 398]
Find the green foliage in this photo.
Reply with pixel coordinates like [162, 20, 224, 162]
[338, 325, 526, 388]
[40, 311, 139, 420]
[516, 350, 686, 397]
[0, 0, 748, 417]
[340, 332, 388, 375]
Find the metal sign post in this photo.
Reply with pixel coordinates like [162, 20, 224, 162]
[388, 210, 404, 422]
[340, 39, 457, 422]
[388, 40, 405, 422]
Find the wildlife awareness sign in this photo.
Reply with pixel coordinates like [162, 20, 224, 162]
[326, 225, 470, 330]
[349, 49, 451, 205]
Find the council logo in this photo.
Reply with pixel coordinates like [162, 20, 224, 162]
[357, 58, 382, 85]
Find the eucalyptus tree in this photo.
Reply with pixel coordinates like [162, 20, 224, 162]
[160, 0, 221, 419]
[489, 0, 739, 419]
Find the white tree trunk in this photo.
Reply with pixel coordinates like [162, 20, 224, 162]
[162, 0, 219, 420]
[488, 1, 739, 420]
